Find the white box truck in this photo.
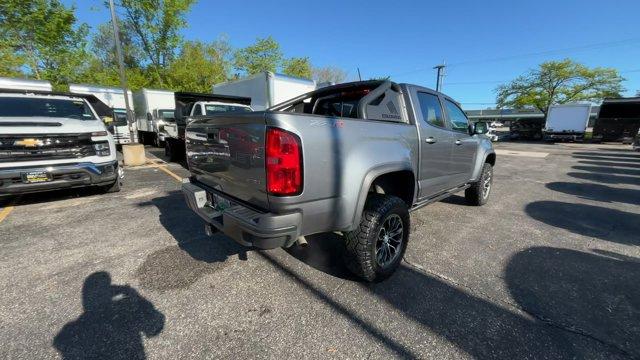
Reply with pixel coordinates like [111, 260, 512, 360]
[0, 77, 122, 197]
[212, 72, 316, 111]
[543, 103, 592, 141]
[133, 88, 175, 147]
[69, 84, 136, 145]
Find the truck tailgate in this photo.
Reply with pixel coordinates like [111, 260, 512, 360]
[185, 112, 269, 210]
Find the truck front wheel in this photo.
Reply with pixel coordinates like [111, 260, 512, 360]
[344, 194, 409, 282]
[465, 162, 493, 206]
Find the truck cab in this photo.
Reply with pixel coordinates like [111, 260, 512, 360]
[69, 84, 136, 145]
[0, 78, 122, 197]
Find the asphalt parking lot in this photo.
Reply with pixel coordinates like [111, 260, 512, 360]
[1, 142, 638, 359]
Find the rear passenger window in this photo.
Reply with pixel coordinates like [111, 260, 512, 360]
[443, 99, 469, 132]
[417, 92, 445, 127]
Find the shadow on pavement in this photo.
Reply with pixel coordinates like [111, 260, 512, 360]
[546, 182, 640, 206]
[573, 165, 640, 177]
[573, 151, 640, 159]
[1, 186, 106, 207]
[53, 271, 165, 360]
[285, 232, 359, 281]
[439, 194, 473, 206]
[525, 201, 640, 245]
[261, 246, 629, 358]
[573, 155, 640, 163]
[506, 247, 640, 358]
[578, 160, 640, 168]
[136, 191, 249, 291]
[567, 172, 640, 186]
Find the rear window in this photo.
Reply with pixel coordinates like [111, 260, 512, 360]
[0, 97, 96, 120]
[204, 104, 252, 115]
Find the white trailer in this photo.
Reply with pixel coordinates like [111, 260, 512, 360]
[212, 72, 316, 111]
[544, 103, 592, 141]
[69, 84, 135, 145]
[133, 88, 175, 146]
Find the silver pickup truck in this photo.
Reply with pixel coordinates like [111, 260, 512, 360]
[182, 80, 495, 281]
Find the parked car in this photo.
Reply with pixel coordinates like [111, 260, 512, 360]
[490, 121, 504, 128]
[182, 80, 496, 282]
[0, 77, 122, 198]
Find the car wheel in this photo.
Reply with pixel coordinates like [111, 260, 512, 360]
[465, 162, 493, 206]
[343, 194, 409, 282]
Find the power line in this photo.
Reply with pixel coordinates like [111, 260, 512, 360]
[391, 37, 640, 78]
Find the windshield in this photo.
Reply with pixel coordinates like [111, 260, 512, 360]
[0, 96, 97, 120]
[204, 104, 251, 115]
[159, 109, 175, 120]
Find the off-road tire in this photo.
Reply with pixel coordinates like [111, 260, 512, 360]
[343, 194, 410, 282]
[465, 162, 493, 206]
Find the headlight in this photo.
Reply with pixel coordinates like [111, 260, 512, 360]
[93, 142, 111, 156]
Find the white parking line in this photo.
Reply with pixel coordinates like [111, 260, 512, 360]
[495, 149, 549, 158]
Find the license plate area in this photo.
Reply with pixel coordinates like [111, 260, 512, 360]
[207, 192, 232, 212]
[22, 171, 52, 184]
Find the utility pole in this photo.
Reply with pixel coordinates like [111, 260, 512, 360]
[433, 63, 446, 92]
[357, 67, 362, 81]
[108, 0, 136, 144]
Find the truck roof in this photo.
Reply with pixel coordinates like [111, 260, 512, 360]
[0, 88, 112, 117]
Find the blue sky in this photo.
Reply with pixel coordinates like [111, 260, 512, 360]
[65, 0, 640, 109]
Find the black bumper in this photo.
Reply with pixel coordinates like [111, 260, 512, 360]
[0, 161, 119, 195]
[182, 180, 301, 249]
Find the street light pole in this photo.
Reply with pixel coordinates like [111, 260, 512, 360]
[108, 0, 136, 144]
[433, 63, 446, 92]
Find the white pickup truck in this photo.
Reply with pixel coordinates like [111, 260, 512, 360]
[0, 78, 121, 198]
[164, 92, 253, 161]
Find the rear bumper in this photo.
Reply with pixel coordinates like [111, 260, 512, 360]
[182, 180, 301, 249]
[0, 161, 119, 195]
[544, 133, 584, 141]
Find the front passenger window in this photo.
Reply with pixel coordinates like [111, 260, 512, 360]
[444, 99, 469, 132]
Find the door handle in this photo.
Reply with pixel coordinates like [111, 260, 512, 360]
[455, 140, 462, 145]
[425, 137, 437, 144]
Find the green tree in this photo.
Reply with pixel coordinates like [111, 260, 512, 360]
[114, 0, 196, 85]
[282, 57, 312, 79]
[0, 0, 90, 89]
[313, 66, 347, 84]
[91, 22, 142, 69]
[166, 39, 233, 92]
[496, 59, 624, 116]
[0, 43, 24, 77]
[233, 36, 282, 75]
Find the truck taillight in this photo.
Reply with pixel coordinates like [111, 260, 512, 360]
[266, 127, 302, 196]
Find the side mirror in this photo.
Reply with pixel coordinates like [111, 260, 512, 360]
[473, 122, 489, 135]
